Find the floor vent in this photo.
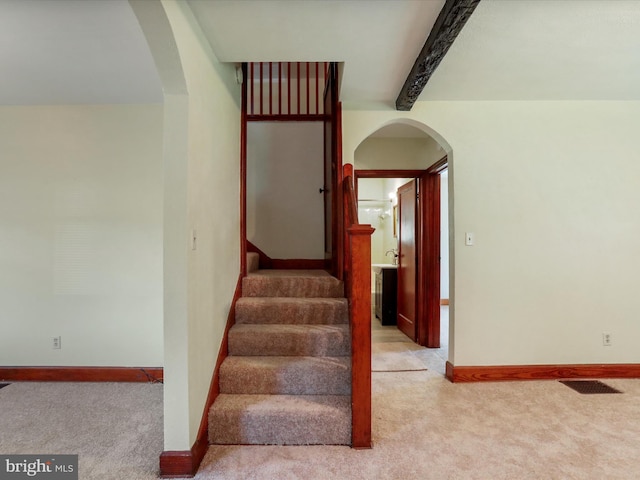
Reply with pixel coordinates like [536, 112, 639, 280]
[0, 383, 10, 390]
[560, 380, 622, 394]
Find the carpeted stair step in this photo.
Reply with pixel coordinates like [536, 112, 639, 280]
[228, 324, 350, 356]
[243, 270, 344, 298]
[219, 356, 351, 395]
[235, 297, 348, 325]
[209, 393, 351, 445]
[247, 252, 260, 273]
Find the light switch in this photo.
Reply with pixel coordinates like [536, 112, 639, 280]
[465, 232, 474, 246]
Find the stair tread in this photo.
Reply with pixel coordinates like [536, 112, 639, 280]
[231, 323, 349, 333]
[228, 324, 350, 357]
[235, 297, 348, 325]
[220, 356, 350, 395]
[242, 270, 344, 298]
[223, 355, 351, 367]
[209, 394, 351, 445]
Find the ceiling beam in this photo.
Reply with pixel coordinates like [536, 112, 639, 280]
[395, 0, 481, 111]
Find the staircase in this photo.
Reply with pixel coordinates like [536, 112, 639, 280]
[208, 253, 352, 445]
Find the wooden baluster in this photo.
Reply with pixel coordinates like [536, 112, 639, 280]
[278, 62, 282, 115]
[315, 62, 319, 115]
[297, 62, 301, 115]
[269, 62, 273, 115]
[250, 63, 254, 115]
[287, 62, 291, 115]
[306, 62, 310, 115]
[259, 62, 263, 115]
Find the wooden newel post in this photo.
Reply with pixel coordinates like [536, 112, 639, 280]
[348, 224, 374, 449]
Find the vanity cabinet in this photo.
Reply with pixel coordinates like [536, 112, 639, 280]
[372, 265, 397, 325]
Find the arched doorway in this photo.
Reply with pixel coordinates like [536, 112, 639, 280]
[352, 120, 451, 357]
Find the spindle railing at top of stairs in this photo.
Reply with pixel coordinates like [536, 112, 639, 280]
[342, 163, 374, 449]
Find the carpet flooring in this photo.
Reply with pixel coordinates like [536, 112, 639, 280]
[3, 308, 640, 479]
[0, 382, 162, 479]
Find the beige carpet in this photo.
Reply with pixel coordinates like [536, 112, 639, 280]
[0, 382, 162, 479]
[3, 320, 640, 479]
[210, 269, 351, 446]
[196, 374, 640, 480]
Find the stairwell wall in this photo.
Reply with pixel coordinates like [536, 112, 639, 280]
[246, 122, 325, 259]
[343, 101, 640, 368]
[160, 0, 241, 451]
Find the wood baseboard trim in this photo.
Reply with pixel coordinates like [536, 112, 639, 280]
[159, 274, 243, 478]
[440, 299, 449, 305]
[446, 362, 640, 383]
[0, 366, 163, 383]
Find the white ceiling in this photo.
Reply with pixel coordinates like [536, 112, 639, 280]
[420, 0, 640, 101]
[187, 0, 443, 108]
[2, 0, 640, 107]
[0, 0, 162, 105]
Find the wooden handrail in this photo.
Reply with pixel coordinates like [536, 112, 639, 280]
[342, 163, 374, 449]
[343, 175, 359, 227]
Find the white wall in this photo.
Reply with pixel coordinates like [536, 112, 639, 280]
[354, 136, 444, 170]
[161, 0, 241, 450]
[247, 122, 324, 259]
[133, 0, 241, 451]
[344, 101, 640, 367]
[0, 105, 163, 367]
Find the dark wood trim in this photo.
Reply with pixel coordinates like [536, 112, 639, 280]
[445, 361, 455, 382]
[335, 101, 344, 280]
[446, 363, 640, 383]
[247, 114, 329, 122]
[240, 63, 248, 277]
[0, 367, 163, 383]
[323, 63, 342, 279]
[395, 0, 481, 111]
[355, 169, 428, 180]
[354, 163, 448, 349]
[427, 155, 449, 174]
[347, 224, 375, 449]
[417, 171, 441, 348]
[159, 274, 243, 478]
[159, 448, 200, 479]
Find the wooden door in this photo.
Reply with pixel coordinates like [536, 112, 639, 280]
[397, 180, 418, 341]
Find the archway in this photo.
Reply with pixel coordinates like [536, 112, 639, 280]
[351, 119, 452, 365]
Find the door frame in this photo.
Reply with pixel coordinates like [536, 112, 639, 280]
[355, 157, 447, 348]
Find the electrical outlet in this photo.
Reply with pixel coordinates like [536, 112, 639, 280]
[52, 336, 61, 349]
[602, 332, 612, 347]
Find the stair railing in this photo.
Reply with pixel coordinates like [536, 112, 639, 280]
[246, 62, 330, 120]
[342, 163, 374, 448]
